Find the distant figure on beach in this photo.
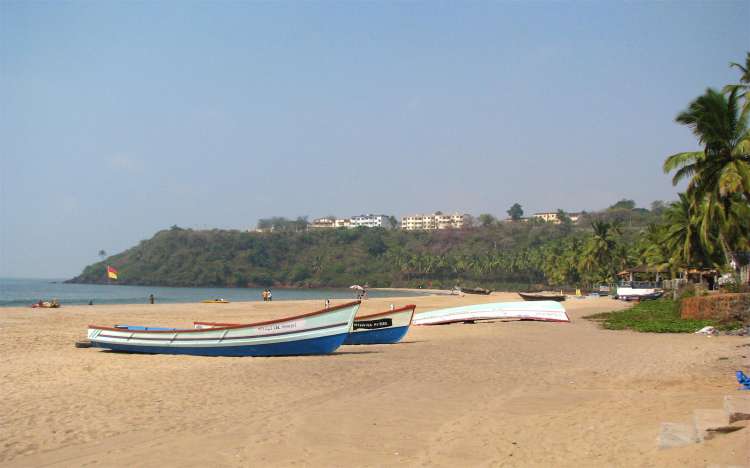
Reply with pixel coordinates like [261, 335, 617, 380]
[88, 300, 93, 306]
[267, 289, 272, 301]
[149, 294, 155, 304]
[262, 289, 268, 301]
[325, 299, 331, 308]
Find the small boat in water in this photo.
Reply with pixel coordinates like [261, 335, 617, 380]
[87, 301, 360, 357]
[344, 304, 416, 345]
[460, 287, 492, 295]
[518, 292, 566, 302]
[413, 301, 569, 325]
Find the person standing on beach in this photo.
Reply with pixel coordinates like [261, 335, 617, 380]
[267, 289, 272, 301]
[149, 294, 155, 304]
[261, 289, 267, 301]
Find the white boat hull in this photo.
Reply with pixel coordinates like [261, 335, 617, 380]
[413, 301, 569, 325]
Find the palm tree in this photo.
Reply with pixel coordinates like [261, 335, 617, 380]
[580, 221, 620, 283]
[663, 87, 750, 265]
[723, 52, 750, 117]
[660, 194, 718, 270]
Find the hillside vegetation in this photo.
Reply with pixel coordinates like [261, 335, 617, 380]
[70, 208, 662, 289]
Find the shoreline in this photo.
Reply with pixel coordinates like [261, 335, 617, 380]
[1, 294, 747, 466]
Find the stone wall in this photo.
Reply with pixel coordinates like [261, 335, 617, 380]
[680, 293, 750, 322]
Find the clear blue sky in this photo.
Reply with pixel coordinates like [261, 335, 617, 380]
[1, 1, 748, 278]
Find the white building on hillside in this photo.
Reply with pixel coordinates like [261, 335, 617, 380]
[531, 211, 581, 224]
[334, 218, 352, 228]
[401, 212, 466, 230]
[350, 214, 394, 229]
[311, 214, 393, 229]
[310, 218, 336, 229]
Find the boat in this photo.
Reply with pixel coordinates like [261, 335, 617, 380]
[87, 301, 361, 357]
[201, 299, 229, 304]
[412, 301, 569, 325]
[518, 292, 566, 302]
[460, 287, 492, 295]
[614, 288, 664, 301]
[343, 304, 417, 345]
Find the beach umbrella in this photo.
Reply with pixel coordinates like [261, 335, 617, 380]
[349, 285, 364, 290]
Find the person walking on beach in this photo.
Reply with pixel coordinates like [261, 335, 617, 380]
[267, 289, 272, 302]
[261, 289, 268, 301]
[149, 294, 155, 304]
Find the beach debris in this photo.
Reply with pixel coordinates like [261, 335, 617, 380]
[659, 395, 748, 449]
[736, 370, 750, 390]
[657, 422, 698, 449]
[694, 326, 717, 335]
[724, 326, 750, 336]
[693, 409, 738, 441]
[724, 395, 750, 423]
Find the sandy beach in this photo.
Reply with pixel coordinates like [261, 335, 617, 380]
[0, 292, 747, 467]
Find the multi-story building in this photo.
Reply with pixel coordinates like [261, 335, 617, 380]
[350, 214, 394, 229]
[334, 218, 352, 229]
[311, 214, 393, 229]
[310, 218, 336, 229]
[401, 212, 466, 230]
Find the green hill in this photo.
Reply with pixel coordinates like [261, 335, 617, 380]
[69, 213, 656, 289]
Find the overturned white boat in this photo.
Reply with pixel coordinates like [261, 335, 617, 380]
[412, 301, 569, 326]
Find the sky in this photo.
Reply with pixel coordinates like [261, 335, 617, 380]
[1, 1, 748, 278]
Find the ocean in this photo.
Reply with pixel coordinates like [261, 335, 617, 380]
[0, 278, 426, 308]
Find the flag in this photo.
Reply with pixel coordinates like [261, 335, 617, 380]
[107, 265, 118, 280]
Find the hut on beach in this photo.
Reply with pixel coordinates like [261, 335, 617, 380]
[617, 265, 721, 290]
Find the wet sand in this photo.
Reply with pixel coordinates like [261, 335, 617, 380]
[0, 293, 747, 467]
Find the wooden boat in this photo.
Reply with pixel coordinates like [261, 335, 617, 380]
[201, 299, 229, 304]
[87, 301, 360, 357]
[343, 305, 416, 345]
[518, 292, 566, 302]
[413, 301, 569, 325]
[460, 287, 492, 295]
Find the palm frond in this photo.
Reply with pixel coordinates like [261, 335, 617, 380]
[663, 151, 701, 173]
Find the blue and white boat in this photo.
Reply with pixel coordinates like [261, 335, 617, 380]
[412, 301, 569, 325]
[87, 301, 360, 357]
[343, 304, 416, 345]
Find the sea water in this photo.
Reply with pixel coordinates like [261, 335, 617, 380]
[0, 278, 426, 307]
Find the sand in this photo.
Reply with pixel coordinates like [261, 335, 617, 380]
[0, 293, 748, 467]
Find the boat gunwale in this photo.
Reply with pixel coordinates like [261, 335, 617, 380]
[89, 300, 361, 333]
[354, 304, 416, 322]
[193, 304, 417, 328]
